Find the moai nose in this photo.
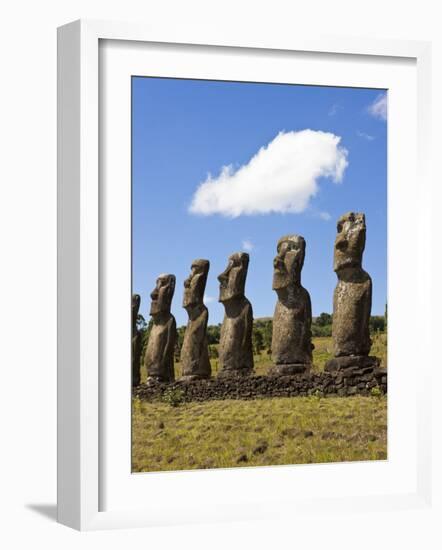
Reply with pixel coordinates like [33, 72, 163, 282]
[336, 235, 348, 251]
[273, 256, 283, 269]
[150, 288, 158, 300]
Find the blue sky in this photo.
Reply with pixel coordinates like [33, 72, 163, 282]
[132, 77, 387, 327]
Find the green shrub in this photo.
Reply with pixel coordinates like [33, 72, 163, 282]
[162, 387, 185, 407]
[311, 324, 332, 337]
[313, 389, 323, 399]
[370, 386, 382, 398]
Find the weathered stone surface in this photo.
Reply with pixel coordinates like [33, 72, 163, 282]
[325, 355, 379, 371]
[325, 212, 379, 372]
[132, 293, 142, 387]
[270, 235, 313, 375]
[180, 259, 211, 380]
[217, 252, 254, 377]
[144, 274, 177, 383]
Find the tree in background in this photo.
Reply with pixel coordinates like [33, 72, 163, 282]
[253, 319, 272, 354]
[263, 322, 272, 355]
[174, 326, 186, 362]
[252, 326, 264, 355]
[316, 312, 332, 327]
[207, 323, 221, 345]
[311, 313, 332, 337]
[369, 316, 385, 333]
[208, 345, 218, 359]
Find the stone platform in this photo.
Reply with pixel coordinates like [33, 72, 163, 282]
[325, 355, 380, 372]
[133, 367, 387, 403]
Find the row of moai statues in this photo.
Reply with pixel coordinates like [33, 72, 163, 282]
[132, 212, 379, 385]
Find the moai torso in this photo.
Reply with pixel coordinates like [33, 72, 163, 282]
[272, 286, 313, 367]
[332, 269, 372, 357]
[145, 314, 176, 382]
[132, 294, 142, 387]
[218, 297, 254, 375]
[180, 259, 211, 380]
[271, 235, 312, 374]
[218, 253, 254, 377]
[144, 274, 177, 383]
[181, 306, 211, 379]
[326, 212, 378, 371]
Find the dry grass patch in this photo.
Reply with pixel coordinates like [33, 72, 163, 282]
[132, 395, 387, 472]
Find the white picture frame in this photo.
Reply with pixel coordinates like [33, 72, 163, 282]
[57, 19, 433, 531]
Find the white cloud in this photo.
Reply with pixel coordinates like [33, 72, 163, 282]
[319, 211, 331, 221]
[328, 104, 340, 116]
[357, 130, 375, 141]
[204, 295, 215, 303]
[188, 130, 348, 218]
[368, 93, 387, 121]
[242, 239, 254, 251]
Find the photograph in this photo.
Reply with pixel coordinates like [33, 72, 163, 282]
[5, 0, 432, 540]
[130, 76, 388, 473]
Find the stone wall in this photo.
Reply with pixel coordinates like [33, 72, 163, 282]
[133, 367, 387, 403]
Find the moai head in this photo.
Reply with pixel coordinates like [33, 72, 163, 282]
[183, 259, 210, 309]
[333, 212, 366, 272]
[149, 274, 176, 317]
[132, 293, 140, 328]
[272, 235, 306, 290]
[218, 252, 249, 303]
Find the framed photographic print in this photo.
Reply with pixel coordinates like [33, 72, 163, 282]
[57, 20, 432, 530]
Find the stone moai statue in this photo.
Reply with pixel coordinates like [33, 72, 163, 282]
[217, 252, 254, 377]
[144, 274, 177, 383]
[132, 293, 142, 387]
[271, 235, 313, 375]
[180, 259, 211, 380]
[325, 212, 379, 371]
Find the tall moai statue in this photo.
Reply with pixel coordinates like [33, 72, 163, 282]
[144, 274, 177, 383]
[217, 252, 254, 377]
[325, 212, 379, 371]
[132, 294, 142, 387]
[271, 235, 313, 375]
[180, 259, 211, 380]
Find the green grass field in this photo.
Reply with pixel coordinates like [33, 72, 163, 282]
[132, 395, 387, 472]
[132, 333, 387, 473]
